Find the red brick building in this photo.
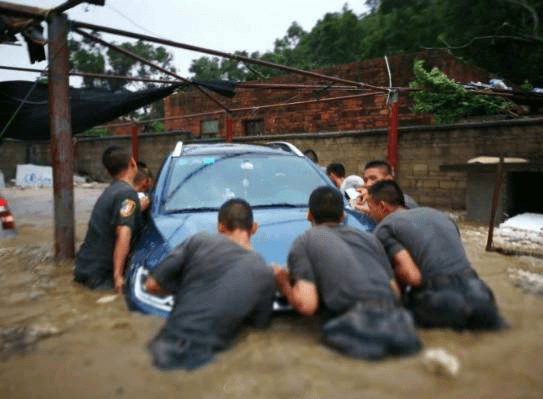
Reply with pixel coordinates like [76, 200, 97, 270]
[163, 49, 489, 138]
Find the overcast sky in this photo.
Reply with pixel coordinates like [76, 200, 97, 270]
[1, 0, 368, 85]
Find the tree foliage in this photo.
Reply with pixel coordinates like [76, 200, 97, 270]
[69, 32, 177, 131]
[69, 33, 176, 92]
[188, 0, 543, 86]
[409, 59, 512, 123]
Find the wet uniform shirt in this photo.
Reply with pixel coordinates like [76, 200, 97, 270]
[288, 224, 396, 315]
[151, 232, 276, 348]
[75, 180, 141, 283]
[374, 207, 505, 331]
[373, 207, 471, 279]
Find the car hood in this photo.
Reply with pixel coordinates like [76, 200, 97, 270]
[141, 206, 373, 271]
[152, 207, 310, 265]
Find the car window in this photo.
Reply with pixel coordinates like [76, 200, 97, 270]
[163, 153, 327, 212]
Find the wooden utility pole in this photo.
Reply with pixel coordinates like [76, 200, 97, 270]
[0, 1, 105, 260]
[387, 97, 399, 174]
[48, 13, 75, 260]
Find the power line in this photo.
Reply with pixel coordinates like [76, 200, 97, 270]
[105, 4, 159, 37]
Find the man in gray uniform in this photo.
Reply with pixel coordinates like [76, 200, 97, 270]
[368, 180, 506, 330]
[355, 160, 417, 213]
[144, 199, 276, 371]
[74, 145, 141, 293]
[275, 186, 421, 360]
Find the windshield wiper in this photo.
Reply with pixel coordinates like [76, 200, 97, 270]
[164, 207, 219, 214]
[252, 203, 306, 209]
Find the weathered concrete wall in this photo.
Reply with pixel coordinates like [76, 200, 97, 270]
[2, 118, 542, 210]
[241, 117, 543, 209]
[75, 131, 192, 181]
[0, 140, 32, 182]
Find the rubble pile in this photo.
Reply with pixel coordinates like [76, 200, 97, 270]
[494, 213, 543, 257]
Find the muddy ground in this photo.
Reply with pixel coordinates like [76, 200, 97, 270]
[0, 186, 542, 399]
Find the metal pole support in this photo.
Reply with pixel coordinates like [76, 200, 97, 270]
[387, 101, 399, 175]
[48, 13, 75, 261]
[226, 113, 233, 142]
[485, 155, 505, 252]
[131, 125, 139, 162]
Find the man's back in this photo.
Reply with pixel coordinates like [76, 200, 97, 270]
[151, 232, 275, 347]
[289, 224, 396, 314]
[373, 206, 505, 330]
[374, 207, 471, 279]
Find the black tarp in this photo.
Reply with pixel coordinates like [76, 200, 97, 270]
[0, 81, 185, 141]
[192, 80, 237, 98]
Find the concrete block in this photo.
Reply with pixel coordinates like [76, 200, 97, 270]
[455, 180, 467, 189]
[423, 180, 440, 188]
[439, 181, 455, 189]
[413, 164, 428, 176]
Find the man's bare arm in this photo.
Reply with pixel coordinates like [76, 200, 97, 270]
[274, 267, 319, 316]
[113, 225, 132, 293]
[144, 276, 170, 296]
[392, 250, 422, 288]
[390, 279, 401, 300]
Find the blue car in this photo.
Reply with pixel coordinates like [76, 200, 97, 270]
[124, 141, 375, 316]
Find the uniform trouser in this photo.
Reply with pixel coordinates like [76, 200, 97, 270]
[405, 271, 506, 331]
[321, 300, 422, 360]
[147, 329, 222, 371]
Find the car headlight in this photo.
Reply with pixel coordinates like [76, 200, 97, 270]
[133, 267, 175, 312]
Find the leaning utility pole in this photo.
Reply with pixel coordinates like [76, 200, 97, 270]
[0, 1, 105, 260]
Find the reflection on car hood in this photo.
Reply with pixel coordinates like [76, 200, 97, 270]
[153, 207, 310, 265]
[151, 207, 373, 268]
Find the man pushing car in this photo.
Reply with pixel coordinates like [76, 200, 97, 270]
[144, 198, 276, 370]
[274, 186, 421, 360]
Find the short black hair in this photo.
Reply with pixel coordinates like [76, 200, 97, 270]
[326, 162, 346, 178]
[218, 198, 254, 231]
[309, 186, 344, 224]
[364, 160, 393, 176]
[134, 168, 148, 185]
[102, 145, 132, 177]
[303, 149, 319, 164]
[368, 180, 405, 207]
[137, 162, 154, 181]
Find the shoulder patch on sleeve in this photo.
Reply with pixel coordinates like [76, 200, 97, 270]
[119, 198, 136, 218]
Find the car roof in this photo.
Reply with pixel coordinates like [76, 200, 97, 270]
[175, 142, 300, 157]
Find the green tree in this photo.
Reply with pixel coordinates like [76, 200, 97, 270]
[192, 1, 543, 86]
[70, 35, 176, 91]
[69, 32, 106, 88]
[409, 59, 512, 123]
[82, 126, 108, 137]
[303, 5, 366, 65]
[70, 34, 177, 135]
[439, 0, 543, 86]
[364, 0, 543, 86]
[188, 56, 222, 80]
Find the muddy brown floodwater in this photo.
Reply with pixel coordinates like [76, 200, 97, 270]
[1, 187, 542, 399]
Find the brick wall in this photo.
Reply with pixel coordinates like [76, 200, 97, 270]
[2, 118, 541, 210]
[163, 50, 488, 138]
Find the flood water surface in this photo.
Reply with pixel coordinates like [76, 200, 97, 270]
[0, 187, 542, 399]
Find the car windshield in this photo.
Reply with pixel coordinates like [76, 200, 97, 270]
[163, 152, 327, 212]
